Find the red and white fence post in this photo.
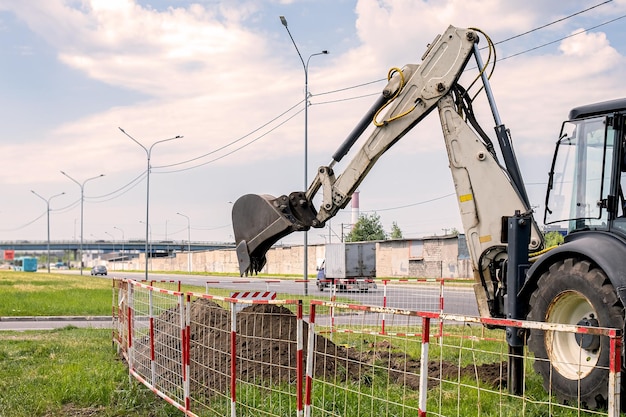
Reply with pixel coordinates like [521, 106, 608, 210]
[381, 279, 389, 334]
[418, 315, 431, 417]
[230, 301, 237, 417]
[609, 329, 622, 416]
[127, 282, 134, 373]
[304, 303, 317, 417]
[296, 300, 304, 417]
[182, 293, 191, 413]
[149, 290, 156, 385]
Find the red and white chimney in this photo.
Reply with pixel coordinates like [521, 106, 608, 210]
[351, 190, 360, 229]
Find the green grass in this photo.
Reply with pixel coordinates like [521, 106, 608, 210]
[0, 271, 182, 416]
[0, 271, 607, 416]
[0, 271, 113, 316]
[0, 327, 180, 417]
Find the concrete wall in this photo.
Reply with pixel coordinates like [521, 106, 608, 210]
[116, 236, 472, 279]
[375, 236, 472, 278]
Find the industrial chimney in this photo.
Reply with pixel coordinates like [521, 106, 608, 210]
[351, 190, 360, 229]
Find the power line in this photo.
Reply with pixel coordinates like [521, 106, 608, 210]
[151, 3, 619, 173]
[18, 2, 613, 220]
[155, 107, 304, 174]
[362, 193, 456, 213]
[0, 211, 46, 232]
[500, 14, 626, 61]
[493, 0, 613, 46]
[154, 99, 304, 169]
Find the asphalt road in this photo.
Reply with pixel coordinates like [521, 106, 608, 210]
[1, 270, 479, 331]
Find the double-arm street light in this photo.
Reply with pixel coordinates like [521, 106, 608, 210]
[120, 127, 182, 282]
[31, 190, 65, 273]
[60, 171, 105, 275]
[176, 212, 191, 273]
[280, 15, 328, 296]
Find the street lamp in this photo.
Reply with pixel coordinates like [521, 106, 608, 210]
[31, 190, 65, 273]
[176, 212, 191, 273]
[113, 226, 125, 271]
[60, 171, 105, 275]
[280, 15, 328, 295]
[120, 127, 182, 281]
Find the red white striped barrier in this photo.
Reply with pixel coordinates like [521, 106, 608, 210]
[230, 291, 277, 301]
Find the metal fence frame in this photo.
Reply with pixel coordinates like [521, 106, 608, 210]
[113, 278, 622, 417]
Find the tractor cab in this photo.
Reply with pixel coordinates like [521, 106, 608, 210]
[545, 98, 626, 237]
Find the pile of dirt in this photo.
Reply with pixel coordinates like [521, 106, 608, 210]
[187, 299, 362, 396]
[139, 299, 507, 397]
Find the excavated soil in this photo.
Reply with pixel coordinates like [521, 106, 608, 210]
[136, 299, 507, 397]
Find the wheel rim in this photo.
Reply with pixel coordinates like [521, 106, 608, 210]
[545, 290, 600, 379]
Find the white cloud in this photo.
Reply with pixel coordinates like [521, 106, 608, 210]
[2, 0, 626, 241]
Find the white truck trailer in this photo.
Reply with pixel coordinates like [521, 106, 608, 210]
[317, 242, 377, 292]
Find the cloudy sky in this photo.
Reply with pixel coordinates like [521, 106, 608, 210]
[1, 0, 626, 246]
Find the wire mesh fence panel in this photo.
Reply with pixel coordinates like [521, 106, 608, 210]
[305, 302, 621, 417]
[125, 281, 188, 412]
[150, 289, 186, 407]
[114, 279, 621, 417]
[234, 300, 302, 417]
[186, 295, 234, 416]
[186, 293, 304, 417]
[306, 301, 428, 417]
[430, 316, 621, 417]
[112, 278, 129, 357]
[129, 283, 152, 384]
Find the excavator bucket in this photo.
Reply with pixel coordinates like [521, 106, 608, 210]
[231, 192, 317, 276]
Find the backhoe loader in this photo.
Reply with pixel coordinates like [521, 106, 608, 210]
[231, 25, 626, 408]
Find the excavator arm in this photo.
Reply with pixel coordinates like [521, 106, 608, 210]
[232, 26, 543, 313]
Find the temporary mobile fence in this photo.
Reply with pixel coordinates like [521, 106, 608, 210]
[113, 278, 622, 417]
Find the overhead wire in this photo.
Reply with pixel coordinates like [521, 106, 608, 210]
[493, 0, 614, 46]
[0, 211, 47, 232]
[27, 1, 615, 221]
[155, 107, 304, 174]
[499, 14, 626, 62]
[87, 171, 148, 203]
[154, 2, 619, 174]
[154, 99, 304, 169]
[88, 170, 147, 200]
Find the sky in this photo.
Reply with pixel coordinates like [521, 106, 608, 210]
[1, 0, 626, 246]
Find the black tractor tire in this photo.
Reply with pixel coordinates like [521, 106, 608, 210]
[527, 258, 624, 409]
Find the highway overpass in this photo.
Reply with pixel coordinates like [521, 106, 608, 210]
[0, 240, 234, 254]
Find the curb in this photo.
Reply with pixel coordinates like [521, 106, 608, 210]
[0, 316, 111, 322]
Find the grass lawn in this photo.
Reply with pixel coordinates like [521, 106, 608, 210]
[0, 327, 180, 417]
[0, 271, 180, 416]
[0, 271, 113, 316]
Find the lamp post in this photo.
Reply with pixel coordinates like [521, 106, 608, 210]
[31, 190, 65, 273]
[139, 220, 153, 274]
[280, 15, 328, 296]
[114, 226, 125, 271]
[120, 127, 182, 281]
[60, 171, 105, 275]
[176, 212, 191, 273]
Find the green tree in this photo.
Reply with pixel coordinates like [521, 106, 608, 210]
[544, 231, 564, 247]
[390, 222, 403, 239]
[345, 213, 387, 242]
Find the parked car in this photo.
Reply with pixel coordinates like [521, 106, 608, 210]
[91, 265, 108, 276]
